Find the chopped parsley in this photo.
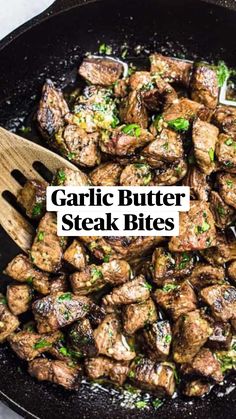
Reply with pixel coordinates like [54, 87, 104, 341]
[32, 202, 43, 217]
[224, 161, 234, 168]
[99, 43, 112, 55]
[34, 338, 51, 350]
[26, 276, 33, 285]
[0, 296, 7, 305]
[59, 347, 71, 357]
[19, 126, 31, 134]
[162, 284, 179, 292]
[91, 267, 103, 282]
[67, 152, 76, 161]
[165, 334, 172, 344]
[162, 142, 169, 151]
[135, 400, 148, 409]
[216, 205, 225, 216]
[217, 61, 230, 87]
[56, 169, 66, 184]
[57, 292, 72, 302]
[122, 124, 141, 137]
[153, 114, 163, 132]
[226, 179, 233, 188]
[143, 282, 152, 291]
[103, 255, 110, 263]
[167, 117, 189, 132]
[177, 252, 191, 270]
[152, 398, 164, 409]
[37, 231, 45, 242]
[195, 220, 210, 234]
[225, 138, 234, 146]
[128, 370, 135, 378]
[208, 147, 214, 162]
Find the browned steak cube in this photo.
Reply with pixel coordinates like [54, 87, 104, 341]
[100, 126, 153, 156]
[90, 162, 122, 186]
[153, 160, 188, 185]
[129, 71, 152, 90]
[114, 78, 129, 98]
[143, 320, 172, 360]
[63, 240, 87, 270]
[33, 292, 91, 333]
[212, 105, 236, 138]
[70, 265, 106, 295]
[122, 298, 157, 335]
[68, 319, 98, 357]
[150, 53, 192, 86]
[31, 212, 67, 273]
[17, 179, 47, 219]
[102, 275, 151, 306]
[228, 261, 236, 282]
[101, 259, 131, 285]
[152, 247, 194, 285]
[192, 119, 219, 174]
[49, 274, 69, 295]
[172, 310, 212, 363]
[209, 191, 235, 229]
[207, 321, 232, 350]
[200, 284, 236, 322]
[53, 167, 91, 186]
[182, 379, 211, 397]
[28, 359, 82, 390]
[120, 91, 148, 128]
[37, 79, 69, 139]
[218, 172, 236, 209]
[85, 356, 129, 385]
[7, 284, 32, 315]
[78, 57, 123, 86]
[189, 264, 225, 289]
[120, 163, 152, 186]
[201, 233, 236, 265]
[191, 64, 219, 109]
[182, 166, 210, 201]
[169, 201, 216, 251]
[163, 98, 210, 123]
[0, 294, 19, 342]
[181, 348, 223, 382]
[215, 134, 236, 173]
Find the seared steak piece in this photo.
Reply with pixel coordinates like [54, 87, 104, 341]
[120, 163, 152, 186]
[129, 357, 175, 396]
[90, 162, 122, 186]
[228, 261, 236, 282]
[94, 313, 136, 361]
[54, 124, 101, 168]
[7, 284, 32, 315]
[37, 79, 69, 139]
[9, 330, 62, 361]
[114, 78, 129, 98]
[201, 233, 236, 265]
[191, 64, 219, 110]
[152, 248, 194, 285]
[163, 98, 210, 123]
[0, 294, 19, 342]
[53, 167, 91, 186]
[192, 119, 219, 174]
[87, 302, 106, 327]
[49, 274, 69, 295]
[122, 298, 157, 335]
[31, 212, 67, 273]
[150, 53, 192, 86]
[70, 265, 106, 295]
[181, 348, 223, 383]
[212, 105, 236, 138]
[102, 275, 151, 306]
[207, 321, 232, 350]
[78, 57, 123, 86]
[33, 292, 91, 333]
[189, 264, 225, 289]
[68, 319, 98, 357]
[169, 201, 216, 252]
[201, 285, 236, 322]
[100, 126, 153, 156]
[153, 160, 188, 185]
[141, 128, 183, 168]
[143, 320, 172, 361]
[120, 91, 148, 128]
[210, 191, 235, 229]
[151, 75, 178, 110]
[215, 134, 236, 173]
[182, 166, 210, 201]
[63, 240, 87, 270]
[218, 172, 236, 209]
[5, 254, 50, 295]
[173, 310, 212, 363]
[17, 180, 47, 219]
[28, 359, 82, 390]
[85, 356, 129, 385]
[154, 281, 197, 321]
[182, 379, 210, 397]
[129, 71, 152, 90]
[101, 259, 131, 285]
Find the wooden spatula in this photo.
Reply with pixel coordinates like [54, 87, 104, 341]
[0, 127, 78, 253]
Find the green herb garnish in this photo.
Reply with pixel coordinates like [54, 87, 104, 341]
[152, 399, 164, 409]
[34, 338, 51, 350]
[99, 43, 112, 55]
[67, 152, 76, 161]
[177, 252, 191, 270]
[57, 169, 66, 184]
[32, 203, 43, 217]
[195, 220, 210, 234]
[37, 231, 45, 242]
[226, 179, 233, 188]
[165, 334, 172, 344]
[216, 205, 225, 216]
[57, 292, 72, 302]
[167, 117, 189, 132]
[122, 124, 141, 137]
[135, 400, 148, 410]
[0, 296, 7, 305]
[208, 147, 215, 162]
[217, 61, 230, 87]
[162, 284, 179, 292]
[103, 255, 110, 263]
[143, 282, 152, 291]
[91, 267, 103, 282]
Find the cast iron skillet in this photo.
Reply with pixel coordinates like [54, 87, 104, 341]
[0, 0, 236, 417]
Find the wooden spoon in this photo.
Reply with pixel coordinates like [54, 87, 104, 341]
[0, 127, 78, 252]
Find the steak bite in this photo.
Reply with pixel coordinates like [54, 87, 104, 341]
[68, 319, 98, 358]
[28, 359, 82, 390]
[53, 167, 91, 186]
[122, 298, 157, 335]
[143, 320, 172, 361]
[37, 79, 69, 139]
[5, 254, 50, 295]
[218, 172, 236, 209]
[54, 124, 101, 168]
[0, 294, 19, 342]
[209, 191, 235, 229]
[129, 357, 176, 396]
[201, 233, 236, 265]
[17, 179, 47, 219]
[192, 119, 219, 174]
[215, 134, 236, 173]
[102, 275, 151, 306]
[70, 265, 106, 295]
[120, 91, 148, 128]
[200, 285, 236, 322]
[154, 281, 197, 321]
[85, 356, 129, 385]
[120, 163, 152, 186]
[172, 310, 212, 363]
[94, 313, 136, 361]
[207, 321, 232, 350]
[33, 292, 91, 333]
[153, 160, 188, 185]
[90, 162, 122, 186]
[100, 126, 154, 156]
[182, 166, 210, 201]
[31, 212, 67, 273]
[182, 379, 211, 397]
[63, 240, 87, 270]
[49, 274, 69, 295]
[152, 248, 194, 285]
[212, 105, 236, 138]
[7, 284, 32, 315]
[141, 128, 183, 168]
[169, 201, 216, 252]
[228, 261, 236, 282]
[9, 330, 62, 361]
[150, 53, 192, 86]
[189, 264, 225, 289]
[191, 64, 219, 110]
[162, 98, 210, 123]
[87, 302, 106, 327]
[101, 259, 131, 285]
[78, 57, 123, 86]
[181, 348, 223, 383]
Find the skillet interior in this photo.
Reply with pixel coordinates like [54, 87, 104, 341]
[0, 0, 236, 417]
